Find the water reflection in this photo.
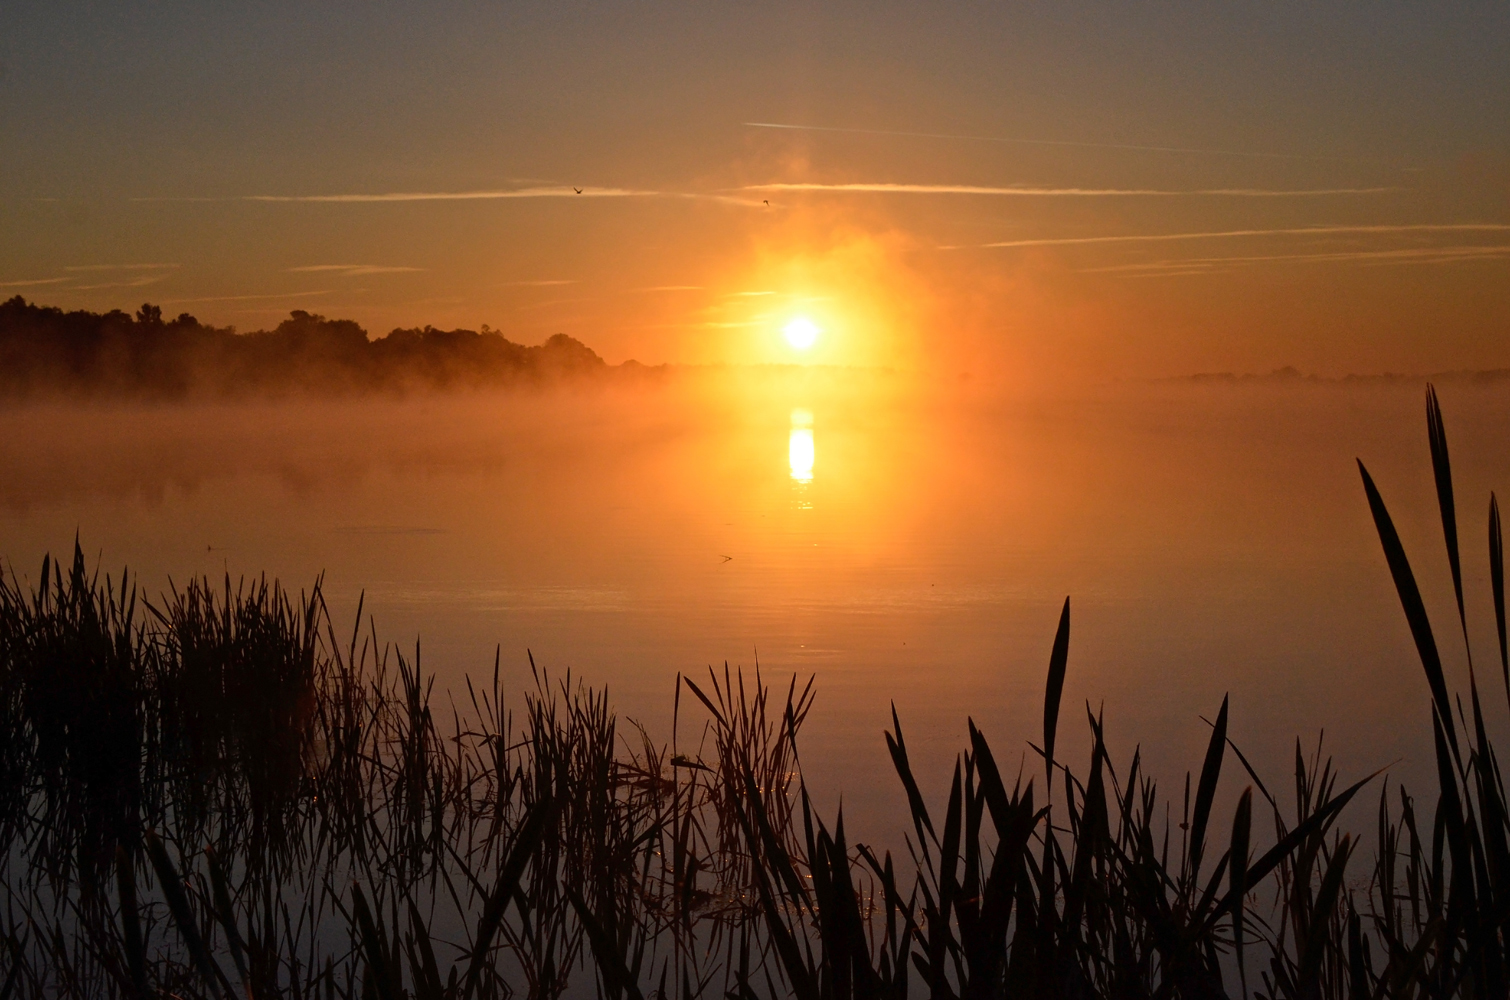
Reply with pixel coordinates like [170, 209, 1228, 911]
[789, 409, 814, 484]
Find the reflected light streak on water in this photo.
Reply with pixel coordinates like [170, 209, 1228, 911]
[789, 428, 815, 483]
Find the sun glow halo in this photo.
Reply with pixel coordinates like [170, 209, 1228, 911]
[783, 316, 820, 351]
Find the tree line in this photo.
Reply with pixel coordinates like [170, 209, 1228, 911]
[0, 297, 641, 398]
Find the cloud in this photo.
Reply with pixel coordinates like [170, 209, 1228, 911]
[1085, 244, 1510, 274]
[634, 285, 703, 292]
[501, 279, 578, 287]
[63, 263, 180, 272]
[1, 265, 177, 291]
[71, 274, 172, 291]
[287, 264, 423, 276]
[651, 319, 768, 329]
[243, 187, 655, 202]
[133, 187, 765, 207]
[515, 298, 587, 311]
[742, 122, 1391, 164]
[159, 289, 340, 304]
[0, 277, 70, 288]
[953, 223, 1510, 250]
[744, 182, 1398, 197]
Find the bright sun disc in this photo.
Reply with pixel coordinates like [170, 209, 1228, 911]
[783, 317, 820, 351]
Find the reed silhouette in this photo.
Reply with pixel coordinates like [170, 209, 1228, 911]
[0, 386, 1504, 998]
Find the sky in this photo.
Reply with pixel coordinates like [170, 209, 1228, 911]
[1, 1, 1507, 378]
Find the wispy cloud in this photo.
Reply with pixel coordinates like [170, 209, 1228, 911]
[159, 289, 340, 304]
[135, 187, 763, 207]
[1, 265, 178, 290]
[244, 187, 655, 202]
[71, 274, 173, 291]
[288, 264, 423, 276]
[729, 290, 776, 297]
[63, 263, 180, 272]
[0, 277, 70, 288]
[516, 298, 587, 311]
[651, 319, 769, 329]
[743, 122, 1389, 164]
[501, 279, 578, 287]
[1086, 244, 1510, 274]
[634, 285, 703, 292]
[953, 223, 1510, 250]
[745, 182, 1398, 197]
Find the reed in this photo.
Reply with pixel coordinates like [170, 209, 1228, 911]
[0, 385, 1504, 999]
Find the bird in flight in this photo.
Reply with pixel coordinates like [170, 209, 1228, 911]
[573, 187, 583, 194]
[762, 199, 770, 207]
[720, 554, 734, 563]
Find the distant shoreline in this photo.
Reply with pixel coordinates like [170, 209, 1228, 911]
[0, 296, 664, 400]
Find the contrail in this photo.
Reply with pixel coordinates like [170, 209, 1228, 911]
[951, 223, 1510, 249]
[743, 182, 1397, 197]
[743, 122, 1391, 164]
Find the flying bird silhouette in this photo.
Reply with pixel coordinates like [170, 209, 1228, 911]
[762, 199, 770, 207]
[573, 187, 583, 194]
[720, 554, 734, 563]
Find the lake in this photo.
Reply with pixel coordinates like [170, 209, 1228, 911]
[2, 370, 1506, 845]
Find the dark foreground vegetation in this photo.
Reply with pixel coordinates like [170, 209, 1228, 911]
[0, 389, 1505, 999]
[0, 298, 649, 398]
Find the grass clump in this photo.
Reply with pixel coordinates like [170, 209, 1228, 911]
[0, 385, 1506, 999]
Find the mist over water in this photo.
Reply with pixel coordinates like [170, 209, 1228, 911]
[2, 370, 1506, 846]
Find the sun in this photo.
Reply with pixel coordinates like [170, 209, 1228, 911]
[783, 316, 820, 351]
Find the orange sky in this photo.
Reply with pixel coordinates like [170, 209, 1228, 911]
[2, 2, 1507, 379]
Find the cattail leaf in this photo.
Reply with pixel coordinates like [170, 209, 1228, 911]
[1229, 787, 1252, 998]
[1043, 597, 1071, 793]
[1427, 386, 1469, 640]
[1358, 459, 1461, 765]
[1188, 695, 1228, 881]
[885, 705, 936, 843]
[1492, 494, 1507, 703]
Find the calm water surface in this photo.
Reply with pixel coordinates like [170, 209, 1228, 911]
[2, 371, 1507, 843]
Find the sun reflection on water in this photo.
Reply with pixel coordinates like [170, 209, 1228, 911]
[788, 408, 814, 487]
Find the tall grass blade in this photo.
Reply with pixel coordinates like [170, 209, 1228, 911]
[1492, 494, 1507, 702]
[886, 705, 936, 845]
[1358, 459, 1462, 765]
[1043, 597, 1070, 792]
[1188, 694, 1228, 882]
[1229, 786, 1252, 998]
[1427, 385, 1470, 648]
